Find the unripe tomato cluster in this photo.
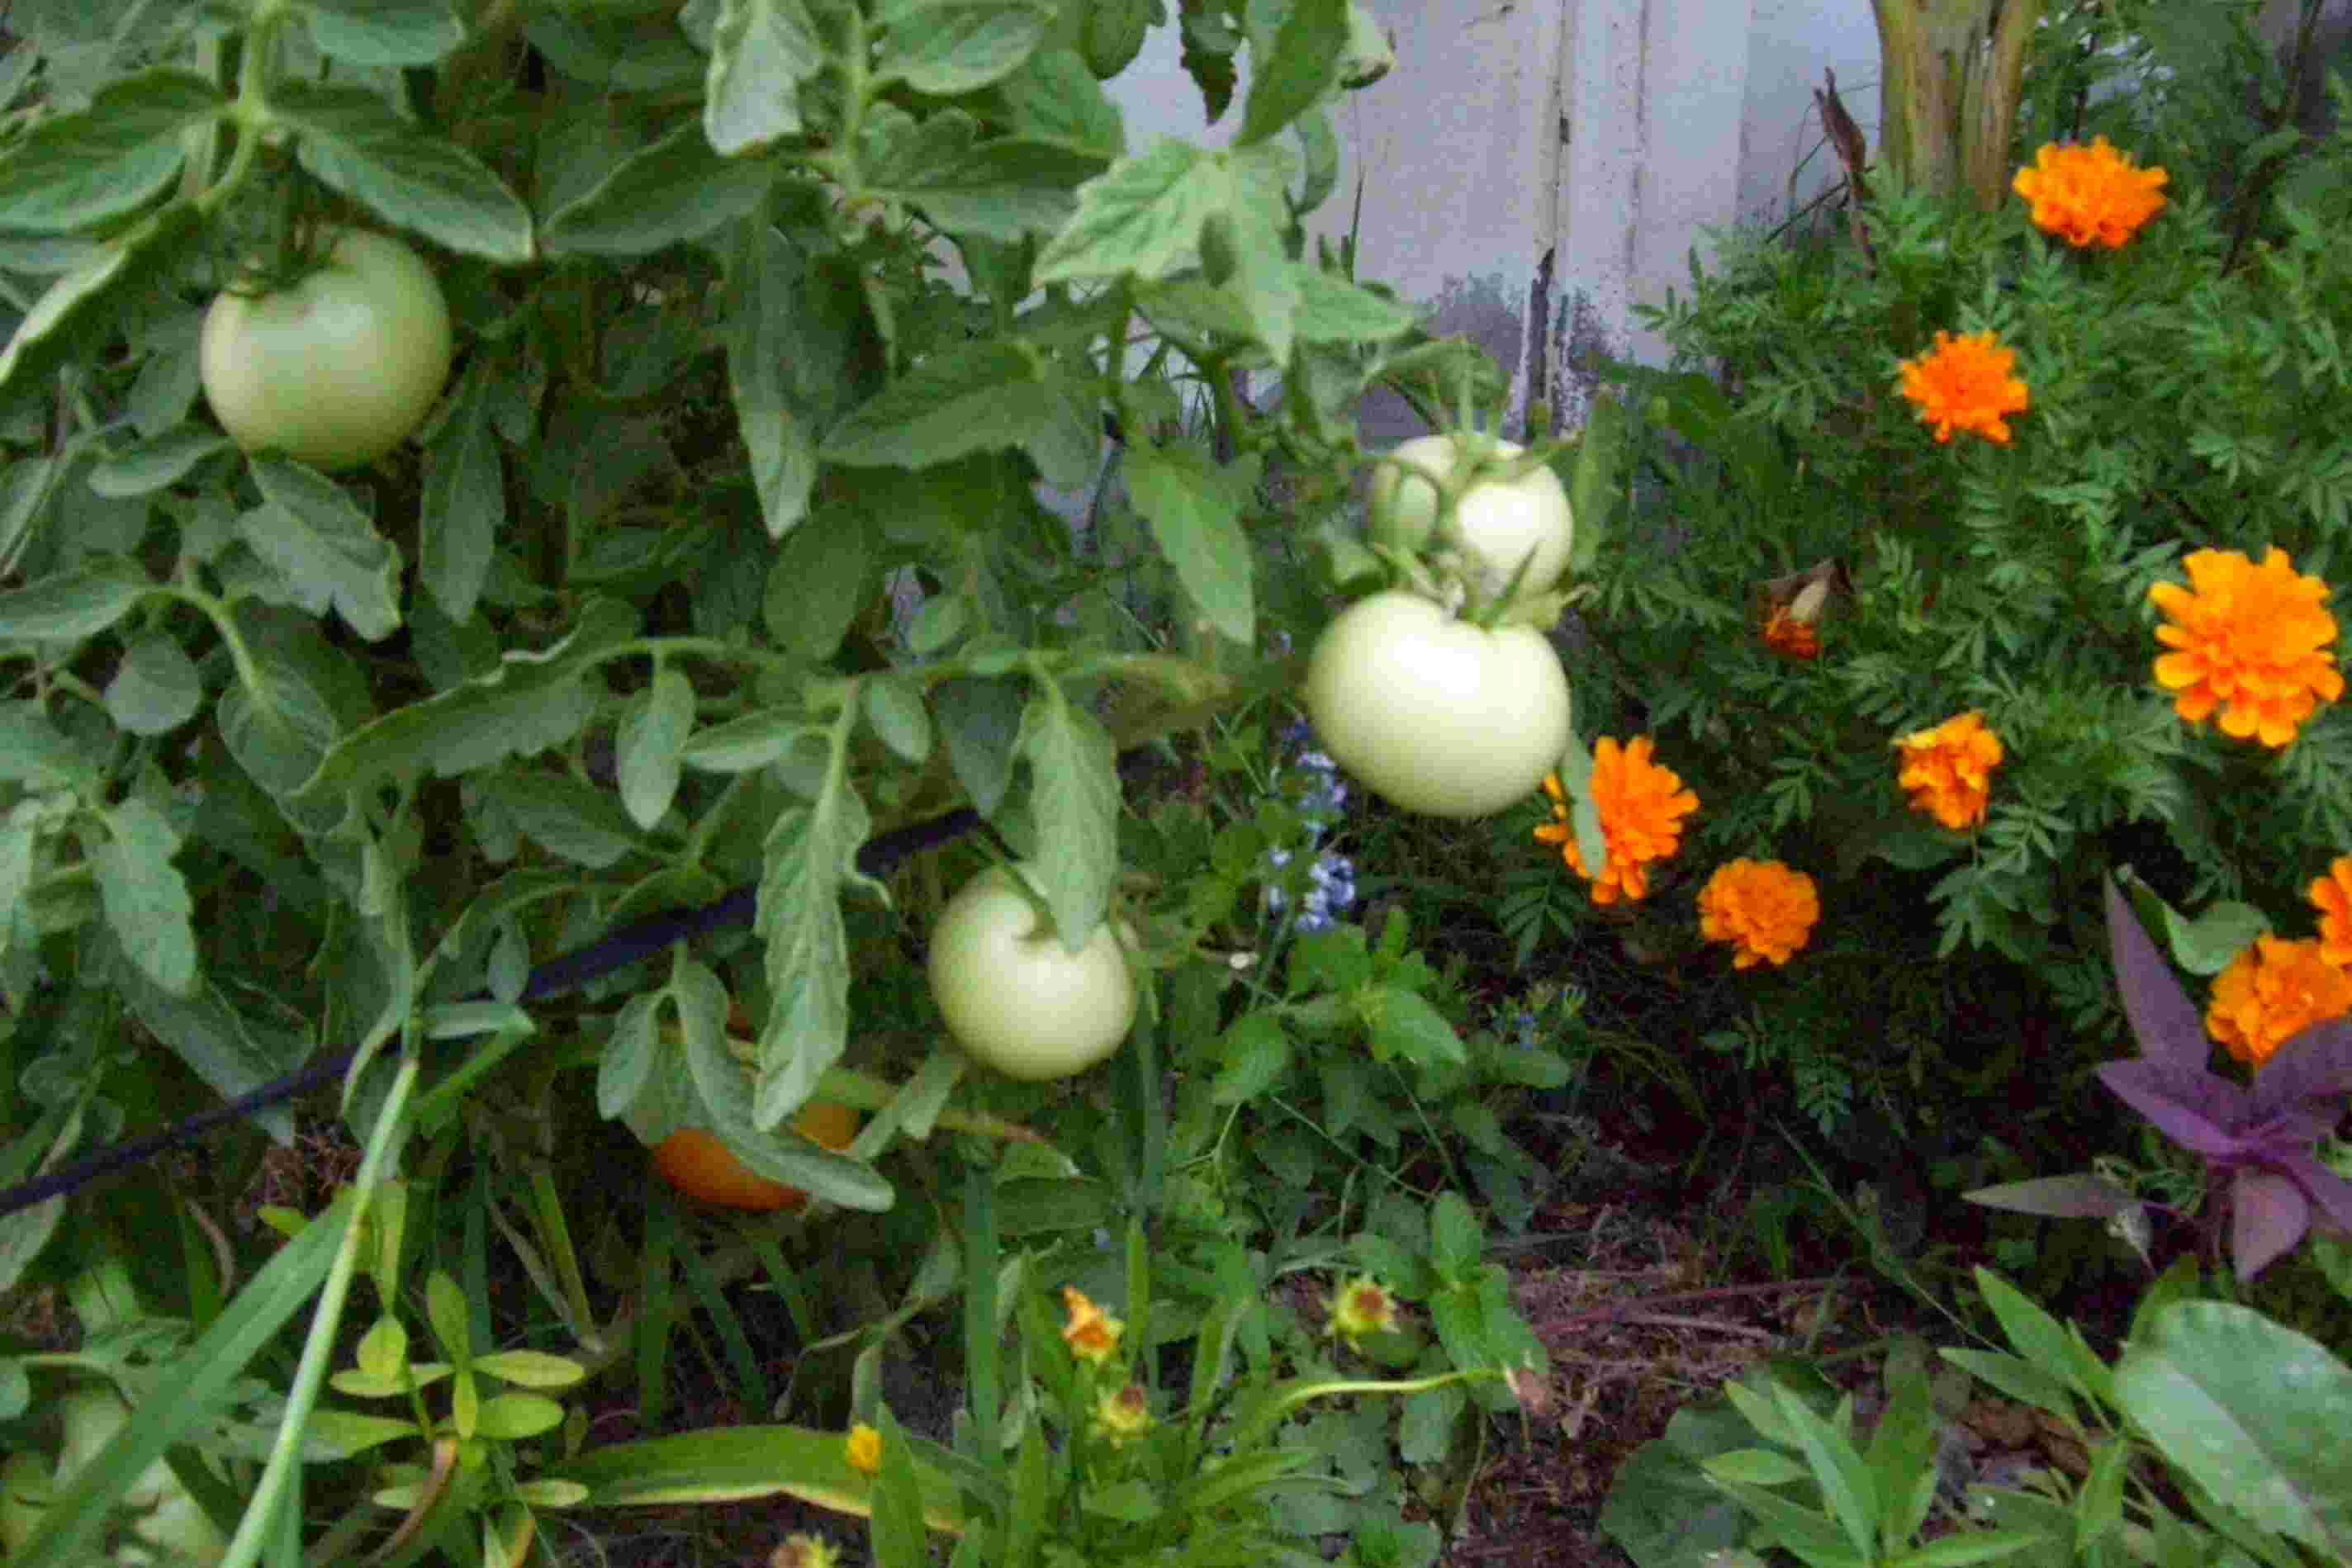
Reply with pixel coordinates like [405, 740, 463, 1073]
[1304, 434, 1579, 820]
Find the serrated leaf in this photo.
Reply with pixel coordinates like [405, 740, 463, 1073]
[104, 630, 202, 736]
[88, 425, 230, 498]
[725, 222, 820, 539]
[856, 107, 1095, 242]
[1367, 985, 1468, 1067]
[1210, 1010, 1291, 1102]
[1236, 0, 1345, 145]
[0, 557, 154, 644]
[1124, 440, 1253, 643]
[820, 339, 1052, 467]
[876, 0, 1050, 95]
[989, 47, 1125, 158]
[481, 772, 643, 868]
[1033, 139, 1218, 284]
[704, 0, 822, 154]
[680, 708, 808, 774]
[0, 70, 223, 234]
[92, 796, 197, 995]
[616, 670, 694, 829]
[0, 201, 206, 404]
[543, 119, 779, 256]
[298, 0, 467, 65]
[934, 676, 1023, 817]
[418, 354, 504, 623]
[275, 82, 533, 263]
[1017, 682, 1119, 950]
[763, 506, 873, 660]
[243, 458, 405, 642]
[1293, 268, 1418, 343]
[111, 954, 302, 1142]
[753, 764, 880, 1130]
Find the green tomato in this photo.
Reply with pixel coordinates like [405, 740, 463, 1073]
[1367, 434, 1574, 601]
[1302, 590, 1572, 819]
[54, 1385, 230, 1566]
[200, 230, 454, 472]
[928, 864, 1138, 1081]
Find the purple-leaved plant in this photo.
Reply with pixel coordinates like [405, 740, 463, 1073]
[1970, 878, 2352, 1280]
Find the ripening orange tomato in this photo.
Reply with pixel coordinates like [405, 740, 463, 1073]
[652, 1101, 862, 1211]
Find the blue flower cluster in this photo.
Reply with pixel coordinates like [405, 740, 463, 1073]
[1263, 722, 1357, 934]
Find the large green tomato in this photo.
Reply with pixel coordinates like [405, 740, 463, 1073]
[200, 230, 453, 471]
[1302, 590, 1572, 818]
[1368, 434, 1574, 601]
[928, 865, 1138, 1081]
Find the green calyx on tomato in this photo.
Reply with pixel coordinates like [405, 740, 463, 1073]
[1302, 589, 1572, 819]
[928, 863, 1138, 1082]
[200, 229, 454, 472]
[1368, 434, 1574, 607]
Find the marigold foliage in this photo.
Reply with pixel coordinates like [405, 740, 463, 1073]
[1699, 860, 1820, 969]
[2150, 547, 2345, 748]
[1060, 1286, 1124, 1366]
[2312, 856, 2352, 967]
[1896, 330, 2031, 445]
[1534, 739, 1699, 904]
[844, 1423, 881, 1476]
[2206, 936, 2352, 1069]
[2013, 136, 2169, 249]
[1894, 711, 2004, 830]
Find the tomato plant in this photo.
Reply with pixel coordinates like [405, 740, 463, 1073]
[928, 865, 1138, 1081]
[1368, 433, 1575, 603]
[653, 1100, 863, 1211]
[198, 230, 454, 472]
[1302, 590, 1573, 818]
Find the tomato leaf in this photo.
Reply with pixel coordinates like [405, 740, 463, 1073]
[1236, 0, 1345, 146]
[861, 675, 933, 765]
[1124, 440, 1255, 644]
[763, 506, 874, 660]
[104, 631, 202, 737]
[704, 0, 823, 154]
[91, 795, 197, 997]
[875, 0, 1051, 96]
[933, 676, 1025, 817]
[616, 670, 695, 831]
[821, 340, 1052, 467]
[274, 82, 534, 263]
[0, 557, 154, 644]
[418, 355, 505, 623]
[988, 47, 1126, 158]
[0, 70, 224, 234]
[1034, 139, 1221, 285]
[88, 426, 230, 499]
[1017, 681, 1120, 950]
[243, 458, 406, 643]
[542, 120, 780, 257]
[856, 107, 1094, 243]
[296, 0, 467, 67]
[724, 223, 821, 540]
[0, 201, 206, 408]
[110, 955, 302, 1144]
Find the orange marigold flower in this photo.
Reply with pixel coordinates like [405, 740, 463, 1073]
[2150, 547, 2345, 748]
[2013, 137, 2168, 249]
[1060, 1286, 1123, 1366]
[2312, 856, 2352, 967]
[844, 1423, 882, 1476]
[1326, 1276, 1400, 1346]
[2206, 936, 2352, 1069]
[1897, 330, 2031, 445]
[1698, 860, 1819, 969]
[1532, 740, 1699, 905]
[1893, 711, 2003, 831]
[1762, 603, 1820, 661]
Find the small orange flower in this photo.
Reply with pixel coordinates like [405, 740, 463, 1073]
[1091, 1384, 1152, 1447]
[2206, 936, 2352, 1069]
[1060, 1287, 1123, 1366]
[1698, 860, 1819, 969]
[844, 1423, 881, 1475]
[1897, 331, 2031, 445]
[1762, 603, 1821, 661]
[2013, 137, 2168, 249]
[2151, 547, 2344, 748]
[1326, 1277, 1399, 1345]
[1893, 711, 2003, 831]
[2312, 856, 2352, 966]
[1533, 740, 1700, 905]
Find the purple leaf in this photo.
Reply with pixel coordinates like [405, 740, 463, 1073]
[2272, 1151, 2352, 1239]
[2107, 879, 2212, 1079]
[2098, 1060, 2248, 1155]
[2229, 1168, 2312, 1281]
[1964, 1173, 2140, 1219]
[2248, 1016, 2352, 1112]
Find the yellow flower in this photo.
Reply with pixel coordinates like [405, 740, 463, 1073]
[1897, 330, 2031, 445]
[1091, 1384, 1153, 1447]
[1762, 602, 1821, 661]
[2151, 547, 2345, 748]
[1325, 1277, 1399, 1346]
[2207, 936, 2352, 1069]
[1533, 739, 1699, 905]
[2311, 856, 2352, 967]
[1060, 1286, 1124, 1366]
[2013, 137, 2168, 249]
[1893, 711, 2003, 831]
[844, 1423, 881, 1476]
[1699, 860, 1819, 969]
[772, 1534, 842, 1568]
